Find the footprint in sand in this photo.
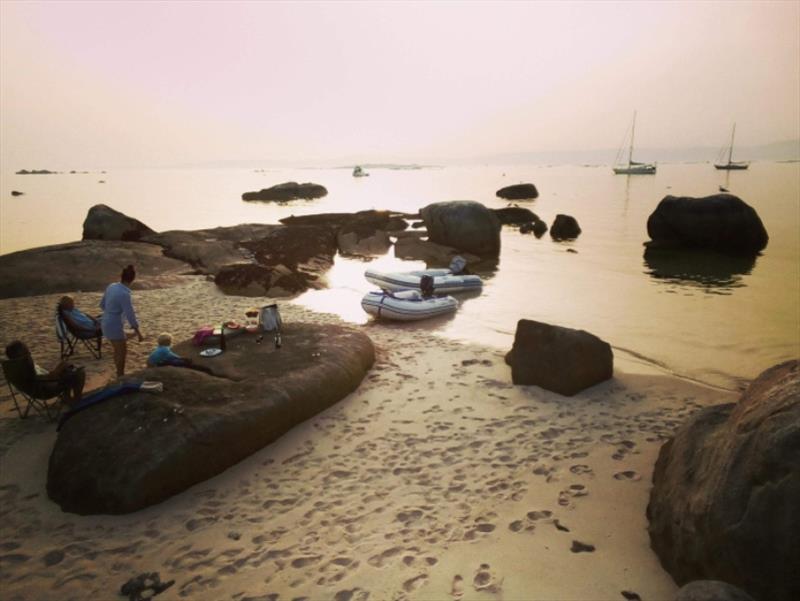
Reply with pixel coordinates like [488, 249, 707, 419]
[613, 470, 641, 482]
[569, 464, 593, 476]
[451, 574, 465, 598]
[473, 563, 502, 593]
[558, 484, 588, 507]
[403, 573, 429, 592]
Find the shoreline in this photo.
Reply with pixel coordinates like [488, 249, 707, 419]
[0, 278, 739, 600]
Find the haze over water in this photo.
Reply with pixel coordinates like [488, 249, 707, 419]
[2, 161, 798, 390]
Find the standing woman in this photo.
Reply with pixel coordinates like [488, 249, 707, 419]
[101, 264, 144, 376]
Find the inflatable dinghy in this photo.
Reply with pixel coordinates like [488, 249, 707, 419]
[364, 268, 482, 294]
[361, 289, 458, 321]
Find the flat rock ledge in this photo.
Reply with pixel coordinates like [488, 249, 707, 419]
[47, 322, 375, 515]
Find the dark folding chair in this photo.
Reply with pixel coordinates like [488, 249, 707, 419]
[56, 305, 102, 360]
[1, 357, 69, 420]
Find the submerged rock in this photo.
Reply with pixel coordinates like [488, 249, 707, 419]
[10, 190, 24, 196]
[647, 360, 800, 601]
[242, 181, 327, 202]
[48, 323, 375, 515]
[493, 206, 539, 225]
[496, 183, 539, 200]
[646, 194, 768, 253]
[505, 319, 613, 396]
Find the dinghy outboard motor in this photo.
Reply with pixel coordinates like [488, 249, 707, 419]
[420, 275, 435, 298]
[449, 255, 467, 275]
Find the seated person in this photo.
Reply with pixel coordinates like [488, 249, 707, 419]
[148, 333, 212, 374]
[58, 295, 102, 337]
[4, 340, 85, 405]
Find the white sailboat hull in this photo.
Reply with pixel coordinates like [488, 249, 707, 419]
[613, 163, 656, 175]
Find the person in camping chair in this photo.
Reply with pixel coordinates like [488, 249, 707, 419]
[59, 295, 102, 337]
[4, 340, 86, 405]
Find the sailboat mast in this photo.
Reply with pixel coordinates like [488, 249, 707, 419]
[728, 122, 736, 164]
[629, 111, 637, 166]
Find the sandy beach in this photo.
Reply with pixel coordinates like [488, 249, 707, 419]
[0, 278, 738, 601]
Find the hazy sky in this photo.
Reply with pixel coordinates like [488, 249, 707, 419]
[1, 1, 798, 168]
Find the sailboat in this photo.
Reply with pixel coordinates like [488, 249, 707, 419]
[714, 123, 749, 170]
[613, 111, 656, 175]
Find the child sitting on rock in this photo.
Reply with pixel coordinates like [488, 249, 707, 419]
[147, 333, 211, 374]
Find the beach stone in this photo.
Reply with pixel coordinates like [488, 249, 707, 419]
[493, 207, 539, 225]
[214, 263, 316, 297]
[496, 183, 539, 200]
[0, 240, 192, 299]
[47, 322, 375, 514]
[421, 201, 501, 257]
[647, 360, 800, 601]
[82, 204, 156, 241]
[646, 194, 768, 253]
[550, 214, 582, 240]
[241, 181, 327, 201]
[674, 580, 756, 601]
[504, 319, 613, 396]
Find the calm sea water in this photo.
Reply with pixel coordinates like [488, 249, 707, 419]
[2, 163, 798, 389]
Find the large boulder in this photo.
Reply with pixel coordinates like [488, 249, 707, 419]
[496, 183, 539, 200]
[0, 240, 192, 299]
[647, 360, 800, 601]
[646, 194, 768, 254]
[420, 201, 501, 257]
[242, 182, 327, 202]
[504, 320, 613, 396]
[47, 323, 375, 514]
[550, 214, 581, 240]
[82, 204, 155, 241]
[674, 581, 756, 601]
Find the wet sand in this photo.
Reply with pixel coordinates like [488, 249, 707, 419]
[0, 279, 737, 601]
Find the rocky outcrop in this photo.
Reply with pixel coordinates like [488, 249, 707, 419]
[674, 581, 756, 601]
[15, 169, 57, 174]
[143, 224, 278, 274]
[550, 214, 581, 240]
[83, 204, 156, 241]
[646, 194, 768, 253]
[214, 263, 318, 297]
[0, 240, 192, 299]
[48, 323, 375, 514]
[242, 182, 327, 202]
[496, 183, 539, 200]
[504, 319, 613, 396]
[421, 201, 501, 257]
[647, 360, 800, 601]
[10, 190, 23, 196]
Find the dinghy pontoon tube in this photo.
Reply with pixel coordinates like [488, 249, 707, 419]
[361, 290, 458, 321]
[364, 268, 482, 294]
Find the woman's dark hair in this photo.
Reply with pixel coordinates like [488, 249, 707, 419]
[5, 340, 29, 360]
[121, 264, 136, 283]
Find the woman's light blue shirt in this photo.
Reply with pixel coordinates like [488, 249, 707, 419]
[100, 282, 138, 341]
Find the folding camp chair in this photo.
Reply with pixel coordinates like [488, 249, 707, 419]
[1, 357, 69, 420]
[56, 305, 102, 360]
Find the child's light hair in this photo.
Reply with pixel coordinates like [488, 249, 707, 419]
[157, 333, 172, 347]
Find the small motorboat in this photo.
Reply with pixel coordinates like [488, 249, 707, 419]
[353, 165, 370, 177]
[361, 289, 458, 321]
[364, 268, 482, 294]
